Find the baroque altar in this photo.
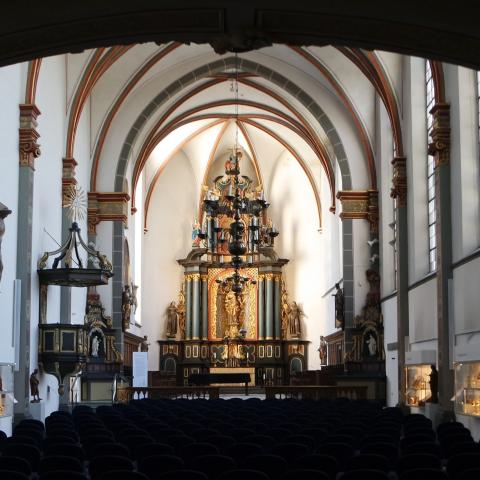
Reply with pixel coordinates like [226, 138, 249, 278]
[157, 148, 309, 386]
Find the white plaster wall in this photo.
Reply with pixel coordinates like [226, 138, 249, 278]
[446, 65, 480, 261]
[352, 221, 371, 315]
[0, 62, 24, 435]
[318, 161, 343, 340]
[269, 150, 341, 370]
[30, 54, 67, 415]
[376, 94, 396, 295]
[408, 278, 438, 344]
[95, 221, 114, 317]
[453, 257, 480, 334]
[69, 100, 91, 325]
[141, 150, 197, 371]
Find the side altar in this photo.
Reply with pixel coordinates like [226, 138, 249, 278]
[157, 148, 309, 386]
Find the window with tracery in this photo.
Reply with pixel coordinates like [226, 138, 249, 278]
[426, 60, 437, 272]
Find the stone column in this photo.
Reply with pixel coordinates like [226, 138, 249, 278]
[274, 274, 281, 340]
[111, 221, 125, 363]
[15, 104, 41, 416]
[192, 274, 201, 340]
[258, 274, 265, 340]
[429, 103, 453, 413]
[185, 275, 193, 340]
[265, 274, 274, 340]
[391, 156, 409, 405]
[336, 190, 379, 359]
[201, 274, 208, 340]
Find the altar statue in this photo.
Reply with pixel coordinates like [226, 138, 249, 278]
[366, 333, 377, 357]
[332, 283, 344, 330]
[91, 336, 100, 357]
[166, 301, 178, 338]
[224, 287, 240, 337]
[289, 301, 304, 338]
[121, 285, 132, 331]
[191, 219, 201, 247]
[281, 281, 291, 338]
[318, 335, 327, 365]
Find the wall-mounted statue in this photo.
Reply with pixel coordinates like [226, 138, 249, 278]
[166, 301, 178, 338]
[365, 333, 377, 357]
[140, 335, 150, 352]
[318, 335, 327, 365]
[130, 283, 139, 314]
[289, 301, 304, 338]
[177, 287, 186, 339]
[91, 335, 100, 357]
[0, 202, 12, 284]
[30, 369, 41, 403]
[332, 282, 344, 330]
[121, 284, 132, 331]
[281, 280, 291, 339]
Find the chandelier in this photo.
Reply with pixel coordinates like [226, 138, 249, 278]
[196, 55, 279, 303]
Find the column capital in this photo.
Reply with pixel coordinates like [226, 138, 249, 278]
[390, 156, 407, 207]
[19, 103, 41, 169]
[87, 191, 131, 235]
[428, 103, 450, 167]
[62, 157, 78, 206]
[337, 189, 379, 232]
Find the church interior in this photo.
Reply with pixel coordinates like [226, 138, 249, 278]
[1, 2, 480, 478]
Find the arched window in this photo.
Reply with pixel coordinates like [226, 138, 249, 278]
[426, 60, 437, 272]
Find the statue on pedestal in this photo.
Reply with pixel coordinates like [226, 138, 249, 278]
[332, 283, 344, 330]
[318, 336, 327, 365]
[121, 285, 132, 331]
[177, 287, 186, 339]
[30, 369, 41, 403]
[91, 336, 100, 357]
[365, 333, 377, 357]
[289, 301, 304, 338]
[281, 280, 291, 339]
[166, 301, 178, 338]
[130, 284, 139, 314]
[140, 335, 149, 352]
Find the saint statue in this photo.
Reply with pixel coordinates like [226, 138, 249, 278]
[140, 335, 150, 352]
[428, 364, 439, 403]
[175, 286, 186, 339]
[30, 369, 41, 403]
[121, 285, 132, 331]
[91, 336, 100, 357]
[224, 287, 240, 337]
[130, 284, 139, 314]
[289, 301, 304, 338]
[318, 335, 327, 365]
[166, 301, 178, 338]
[224, 288, 237, 319]
[332, 283, 345, 330]
[191, 219, 201, 247]
[281, 281, 291, 339]
[366, 333, 377, 357]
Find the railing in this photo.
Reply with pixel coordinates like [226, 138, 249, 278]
[265, 385, 368, 400]
[116, 386, 220, 402]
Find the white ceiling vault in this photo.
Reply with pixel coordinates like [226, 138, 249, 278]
[64, 42, 401, 227]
